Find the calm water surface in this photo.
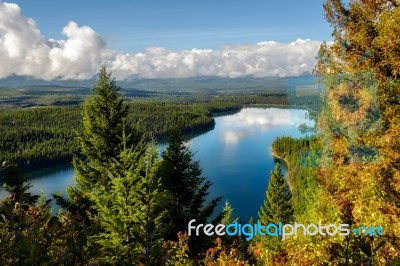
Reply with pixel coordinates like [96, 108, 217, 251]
[1, 108, 314, 221]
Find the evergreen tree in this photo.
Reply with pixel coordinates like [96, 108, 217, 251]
[2, 165, 39, 206]
[217, 200, 252, 263]
[158, 128, 221, 253]
[258, 163, 293, 225]
[221, 200, 237, 225]
[89, 142, 164, 265]
[73, 65, 129, 188]
[55, 66, 134, 217]
[52, 66, 140, 263]
[257, 163, 293, 254]
[0, 166, 65, 265]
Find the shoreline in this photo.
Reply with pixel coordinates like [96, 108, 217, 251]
[270, 149, 289, 168]
[270, 149, 293, 191]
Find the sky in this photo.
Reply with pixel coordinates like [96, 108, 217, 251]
[0, 0, 333, 81]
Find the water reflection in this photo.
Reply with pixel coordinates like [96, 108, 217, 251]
[219, 108, 314, 145]
[187, 108, 315, 221]
[1, 108, 315, 221]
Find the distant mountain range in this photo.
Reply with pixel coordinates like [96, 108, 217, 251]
[0, 74, 317, 91]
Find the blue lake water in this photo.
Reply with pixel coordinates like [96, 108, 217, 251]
[0, 107, 314, 221]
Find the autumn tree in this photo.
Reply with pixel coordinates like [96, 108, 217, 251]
[305, 0, 400, 264]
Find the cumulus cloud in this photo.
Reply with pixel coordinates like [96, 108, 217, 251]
[0, 1, 322, 80]
[0, 2, 105, 80]
[104, 39, 322, 80]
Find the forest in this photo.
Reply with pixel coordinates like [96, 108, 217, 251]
[0, 86, 319, 173]
[0, 101, 239, 172]
[1, 0, 399, 265]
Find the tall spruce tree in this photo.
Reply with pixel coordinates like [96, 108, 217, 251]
[73, 65, 128, 188]
[58, 66, 132, 217]
[54, 66, 169, 264]
[258, 163, 293, 225]
[89, 142, 165, 265]
[257, 163, 293, 253]
[52, 66, 137, 264]
[158, 128, 221, 252]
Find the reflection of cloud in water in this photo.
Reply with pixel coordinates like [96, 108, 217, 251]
[289, 111, 315, 127]
[221, 130, 251, 144]
[220, 108, 291, 128]
[219, 108, 314, 145]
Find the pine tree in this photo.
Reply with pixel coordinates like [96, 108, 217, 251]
[221, 200, 237, 225]
[0, 166, 64, 265]
[2, 165, 39, 206]
[52, 66, 139, 263]
[217, 200, 252, 262]
[257, 163, 293, 254]
[55, 66, 135, 218]
[73, 65, 129, 188]
[158, 128, 221, 253]
[258, 163, 293, 225]
[90, 142, 165, 265]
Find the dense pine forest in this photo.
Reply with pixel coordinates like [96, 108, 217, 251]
[1, 0, 399, 265]
[0, 101, 239, 172]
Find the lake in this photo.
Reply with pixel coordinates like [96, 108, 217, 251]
[0, 107, 314, 221]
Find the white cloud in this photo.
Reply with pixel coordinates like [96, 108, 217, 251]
[0, 2, 322, 80]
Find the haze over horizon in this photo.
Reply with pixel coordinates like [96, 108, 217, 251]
[0, 1, 332, 81]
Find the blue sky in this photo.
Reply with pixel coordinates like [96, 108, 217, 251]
[10, 0, 332, 51]
[0, 0, 332, 80]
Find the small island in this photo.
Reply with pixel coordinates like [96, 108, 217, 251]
[298, 122, 315, 133]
